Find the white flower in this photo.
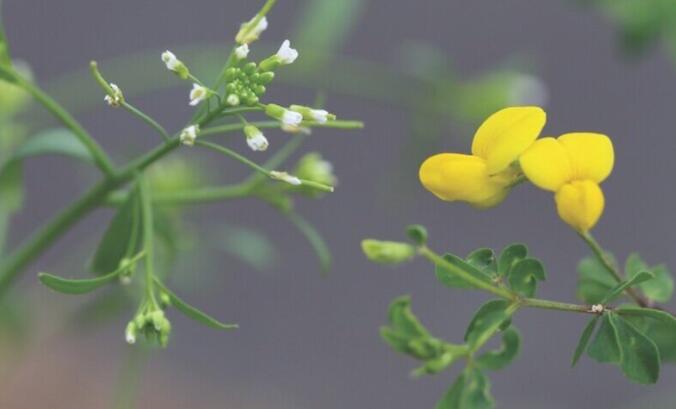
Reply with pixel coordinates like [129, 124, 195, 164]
[162, 50, 180, 71]
[281, 109, 303, 126]
[189, 83, 209, 106]
[270, 171, 302, 186]
[276, 40, 298, 65]
[180, 125, 200, 146]
[104, 83, 123, 107]
[244, 125, 269, 151]
[236, 16, 268, 44]
[235, 44, 250, 60]
[307, 109, 329, 123]
[591, 304, 604, 313]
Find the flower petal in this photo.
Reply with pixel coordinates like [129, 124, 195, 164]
[471, 106, 546, 174]
[558, 133, 614, 184]
[419, 153, 510, 208]
[519, 137, 573, 191]
[555, 180, 605, 232]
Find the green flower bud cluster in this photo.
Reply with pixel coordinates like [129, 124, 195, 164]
[223, 62, 274, 107]
[126, 307, 172, 347]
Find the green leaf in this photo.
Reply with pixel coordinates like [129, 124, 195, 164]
[611, 313, 661, 384]
[464, 300, 512, 348]
[497, 243, 527, 277]
[617, 306, 676, 362]
[466, 248, 497, 277]
[13, 128, 94, 164]
[577, 254, 618, 304]
[436, 368, 494, 409]
[435, 253, 494, 290]
[600, 270, 654, 304]
[0, 160, 23, 213]
[507, 257, 546, 297]
[90, 188, 141, 274]
[625, 253, 674, 303]
[588, 313, 621, 364]
[571, 316, 599, 367]
[155, 279, 238, 331]
[475, 327, 521, 371]
[38, 269, 121, 295]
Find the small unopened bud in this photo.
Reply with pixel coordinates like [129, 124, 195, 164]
[235, 16, 268, 45]
[125, 321, 137, 345]
[104, 83, 124, 107]
[591, 304, 604, 314]
[244, 125, 269, 151]
[270, 171, 301, 186]
[234, 44, 250, 60]
[226, 94, 241, 106]
[179, 125, 199, 146]
[161, 50, 190, 79]
[361, 239, 416, 265]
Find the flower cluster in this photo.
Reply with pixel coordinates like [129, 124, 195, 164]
[419, 107, 614, 232]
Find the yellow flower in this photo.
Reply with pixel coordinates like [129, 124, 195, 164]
[419, 106, 546, 208]
[519, 132, 614, 232]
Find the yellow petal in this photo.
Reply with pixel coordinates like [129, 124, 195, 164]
[558, 133, 614, 183]
[419, 153, 510, 208]
[554, 180, 605, 233]
[519, 137, 573, 191]
[471, 106, 546, 174]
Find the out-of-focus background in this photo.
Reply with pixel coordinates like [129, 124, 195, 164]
[1, 0, 675, 408]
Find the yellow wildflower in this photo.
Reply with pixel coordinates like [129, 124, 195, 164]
[519, 132, 614, 232]
[419, 106, 546, 208]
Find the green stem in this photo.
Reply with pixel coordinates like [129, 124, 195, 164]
[138, 176, 158, 308]
[106, 184, 252, 207]
[419, 246, 602, 315]
[9, 70, 116, 176]
[122, 102, 171, 141]
[580, 232, 647, 307]
[113, 346, 149, 409]
[200, 119, 363, 137]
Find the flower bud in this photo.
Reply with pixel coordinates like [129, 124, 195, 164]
[104, 83, 124, 107]
[125, 321, 137, 344]
[235, 16, 268, 45]
[361, 239, 416, 265]
[244, 125, 269, 151]
[289, 105, 335, 124]
[161, 50, 190, 80]
[234, 44, 250, 60]
[265, 104, 303, 127]
[179, 125, 199, 147]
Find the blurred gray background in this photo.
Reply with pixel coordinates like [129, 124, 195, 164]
[1, 1, 675, 408]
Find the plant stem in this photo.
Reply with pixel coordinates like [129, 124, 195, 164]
[580, 232, 647, 307]
[122, 102, 171, 141]
[113, 346, 149, 409]
[138, 176, 158, 308]
[8, 69, 116, 176]
[419, 246, 602, 315]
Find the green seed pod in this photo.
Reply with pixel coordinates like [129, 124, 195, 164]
[361, 239, 416, 265]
